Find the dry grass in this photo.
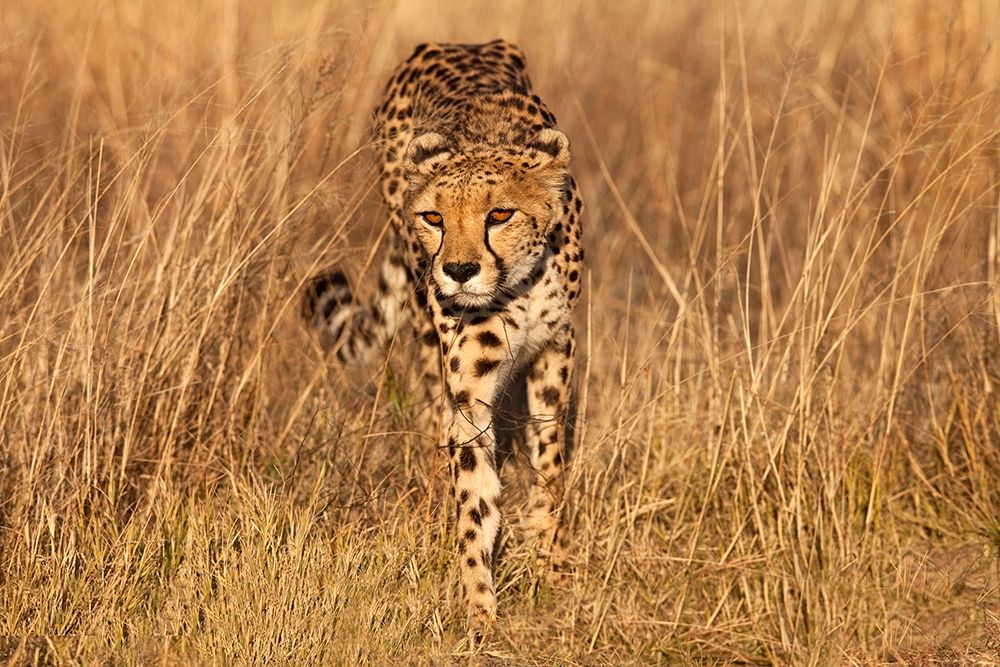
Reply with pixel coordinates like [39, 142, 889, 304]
[3, 0, 1000, 664]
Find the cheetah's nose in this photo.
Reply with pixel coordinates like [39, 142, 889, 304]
[443, 262, 481, 284]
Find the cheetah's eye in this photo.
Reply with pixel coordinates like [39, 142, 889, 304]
[419, 211, 443, 226]
[487, 209, 515, 225]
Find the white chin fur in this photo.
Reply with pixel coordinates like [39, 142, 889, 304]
[452, 291, 496, 308]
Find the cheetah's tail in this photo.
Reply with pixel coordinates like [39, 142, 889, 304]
[302, 248, 411, 364]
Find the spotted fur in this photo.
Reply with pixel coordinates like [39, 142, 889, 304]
[303, 39, 583, 641]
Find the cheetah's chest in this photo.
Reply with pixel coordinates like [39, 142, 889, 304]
[500, 270, 569, 369]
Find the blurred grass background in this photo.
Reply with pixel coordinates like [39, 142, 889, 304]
[2, 0, 1000, 663]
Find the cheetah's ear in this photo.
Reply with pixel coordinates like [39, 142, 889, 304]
[403, 132, 453, 176]
[526, 128, 570, 168]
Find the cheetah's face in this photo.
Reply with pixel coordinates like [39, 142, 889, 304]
[403, 130, 570, 309]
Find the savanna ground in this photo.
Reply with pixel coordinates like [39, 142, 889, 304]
[2, 0, 1000, 664]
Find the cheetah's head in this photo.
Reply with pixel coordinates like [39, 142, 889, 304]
[402, 129, 571, 309]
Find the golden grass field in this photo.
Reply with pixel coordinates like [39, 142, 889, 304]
[3, 0, 1000, 664]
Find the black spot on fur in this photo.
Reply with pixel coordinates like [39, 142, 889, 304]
[460, 447, 477, 471]
[477, 331, 502, 348]
[474, 358, 500, 377]
[409, 43, 428, 60]
[540, 386, 560, 407]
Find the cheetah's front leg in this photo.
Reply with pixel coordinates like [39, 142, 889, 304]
[524, 326, 574, 567]
[441, 318, 513, 642]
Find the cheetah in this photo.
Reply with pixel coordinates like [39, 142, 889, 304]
[303, 39, 584, 640]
